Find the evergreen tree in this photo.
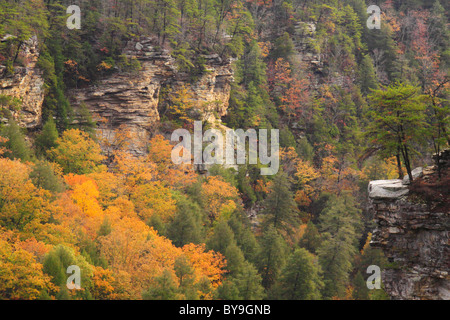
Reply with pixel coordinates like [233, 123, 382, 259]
[35, 117, 59, 157]
[214, 280, 241, 300]
[224, 243, 246, 276]
[317, 194, 362, 299]
[30, 160, 64, 193]
[256, 226, 287, 289]
[227, 215, 260, 264]
[262, 171, 299, 234]
[233, 261, 265, 300]
[367, 83, 428, 181]
[352, 271, 369, 300]
[167, 195, 205, 247]
[270, 248, 323, 300]
[207, 219, 235, 254]
[142, 269, 180, 300]
[0, 119, 32, 161]
[358, 54, 379, 95]
[174, 255, 197, 298]
[299, 221, 322, 254]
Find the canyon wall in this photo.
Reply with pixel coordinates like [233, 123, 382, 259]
[369, 150, 450, 300]
[69, 37, 234, 155]
[0, 36, 45, 129]
[0, 36, 234, 155]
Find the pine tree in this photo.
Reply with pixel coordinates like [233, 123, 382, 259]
[352, 271, 369, 300]
[207, 219, 235, 254]
[224, 243, 246, 276]
[367, 83, 428, 181]
[214, 280, 241, 300]
[317, 194, 362, 299]
[142, 269, 180, 300]
[167, 196, 205, 247]
[299, 221, 322, 254]
[174, 255, 195, 296]
[233, 261, 265, 300]
[257, 226, 287, 289]
[262, 171, 299, 234]
[270, 248, 323, 300]
[227, 215, 260, 264]
[30, 160, 64, 193]
[35, 117, 59, 157]
[0, 119, 32, 161]
[358, 54, 379, 95]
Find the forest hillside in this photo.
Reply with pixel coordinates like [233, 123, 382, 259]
[0, 0, 448, 300]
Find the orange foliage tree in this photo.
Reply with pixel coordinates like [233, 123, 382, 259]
[200, 176, 240, 223]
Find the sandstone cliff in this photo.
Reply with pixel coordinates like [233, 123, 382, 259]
[0, 36, 45, 128]
[369, 150, 450, 300]
[69, 37, 234, 155]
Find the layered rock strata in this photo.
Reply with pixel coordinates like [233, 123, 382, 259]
[70, 37, 234, 155]
[369, 151, 450, 300]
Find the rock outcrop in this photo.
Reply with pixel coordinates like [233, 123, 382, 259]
[70, 37, 234, 155]
[0, 36, 45, 128]
[369, 151, 450, 300]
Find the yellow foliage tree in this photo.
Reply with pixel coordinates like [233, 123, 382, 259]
[0, 237, 55, 299]
[48, 129, 105, 175]
[200, 176, 240, 223]
[0, 158, 54, 232]
[130, 181, 177, 222]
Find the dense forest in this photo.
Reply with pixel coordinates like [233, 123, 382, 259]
[0, 0, 448, 300]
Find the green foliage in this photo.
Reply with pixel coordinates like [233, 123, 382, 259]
[167, 195, 206, 247]
[207, 219, 235, 254]
[358, 54, 379, 95]
[0, 0, 447, 302]
[262, 171, 299, 234]
[227, 215, 260, 264]
[317, 193, 362, 299]
[0, 95, 22, 111]
[35, 117, 59, 157]
[270, 32, 295, 61]
[367, 83, 429, 181]
[270, 248, 323, 300]
[74, 103, 96, 139]
[299, 221, 322, 254]
[352, 271, 369, 300]
[224, 243, 245, 276]
[0, 119, 33, 161]
[42, 245, 94, 299]
[30, 160, 64, 193]
[142, 269, 180, 300]
[232, 261, 265, 300]
[257, 226, 287, 289]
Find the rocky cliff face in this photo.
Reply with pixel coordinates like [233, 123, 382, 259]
[69, 37, 234, 155]
[369, 151, 450, 300]
[0, 36, 45, 128]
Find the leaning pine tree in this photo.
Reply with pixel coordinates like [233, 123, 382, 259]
[367, 82, 428, 182]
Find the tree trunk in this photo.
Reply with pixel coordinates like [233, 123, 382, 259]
[396, 151, 403, 179]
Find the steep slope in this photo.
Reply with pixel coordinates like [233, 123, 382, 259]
[69, 37, 234, 155]
[0, 36, 45, 128]
[369, 150, 450, 300]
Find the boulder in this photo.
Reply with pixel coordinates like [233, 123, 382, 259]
[368, 179, 409, 200]
[402, 167, 424, 185]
